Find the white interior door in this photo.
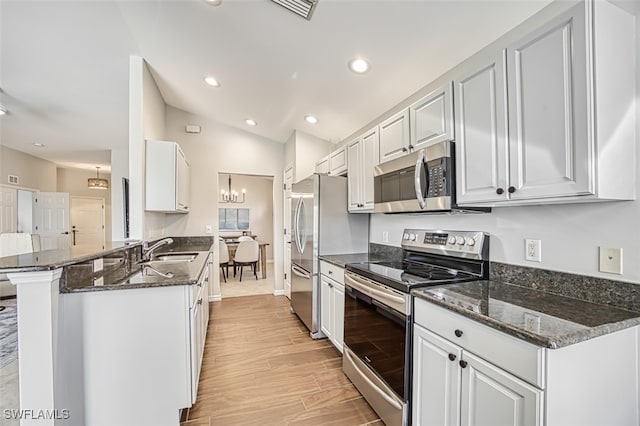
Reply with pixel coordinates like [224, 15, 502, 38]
[0, 186, 18, 233]
[34, 192, 70, 250]
[71, 197, 105, 251]
[284, 165, 293, 299]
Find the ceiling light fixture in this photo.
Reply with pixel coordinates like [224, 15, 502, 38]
[33, 143, 45, 148]
[304, 115, 318, 124]
[0, 105, 7, 115]
[203, 0, 222, 5]
[245, 119, 257, 126]
[88, 167, 109, 190]
[348, 58, 370, 74]
[204, 76, 220, 87]
[220, 175, 246, 203]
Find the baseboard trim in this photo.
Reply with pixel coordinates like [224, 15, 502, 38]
[210, 294, 222, 302]
[273, 289, 284, 296]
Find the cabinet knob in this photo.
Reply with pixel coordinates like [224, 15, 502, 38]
[402, 147, 408, 152]
[454, 329, 463, 338]
[448, 353, 457, 362]
[496, 188, 504, 195]
[459, 360, 468, 368]
[328, 270, 333, 274]
[508, 186, 516, 194]
[408, 145, 414, 151]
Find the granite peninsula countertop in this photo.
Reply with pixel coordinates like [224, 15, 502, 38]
[413, 280, 640, 349]
[319, 253, 387, 268]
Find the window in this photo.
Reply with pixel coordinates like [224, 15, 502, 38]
[219, 208, 250, 230]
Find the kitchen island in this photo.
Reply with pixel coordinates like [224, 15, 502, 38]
[2, 237, 213, 426]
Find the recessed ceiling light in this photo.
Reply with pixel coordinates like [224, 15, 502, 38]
[348, 58, 370, 74]
[204, 76, 220, 87]
[203, 0, 222, 5]
[304, 115, 318, 124]
[0, 105, 7, 115]
[33, 143, 45, 148]
[245, 119, 257, 126]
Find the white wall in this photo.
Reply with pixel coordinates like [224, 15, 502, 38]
[163, 106, 285, 297]
[0, 145, 57, 191]
[286, 130, 333, 183]
[128, 56, 167, 240]
[218, 174, 274, 260]
[371, 5, 640, 285]
[57, 167, 112, 243]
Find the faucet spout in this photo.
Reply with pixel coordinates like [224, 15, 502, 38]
[142, 237, 174, 261]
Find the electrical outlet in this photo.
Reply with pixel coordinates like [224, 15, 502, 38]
[205, 225, 213, 234]
[524, 312, 541, 333]
[525, 239, 542, 262]
[382, 231, 389, 243]
[93, 258, 103, 272]
[599, 247, 623, 274]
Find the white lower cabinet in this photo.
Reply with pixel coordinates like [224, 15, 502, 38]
[320, 260, 345, 352]
[413, 297, 639, 426]
[189, 253, 211, 403]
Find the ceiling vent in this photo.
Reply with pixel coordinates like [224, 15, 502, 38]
[271, 0, 318, 21]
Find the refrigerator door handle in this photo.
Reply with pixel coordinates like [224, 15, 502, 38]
[298, 199, 307, 254]
[293, 199, 303, 253]
[291, 264, 311, 279]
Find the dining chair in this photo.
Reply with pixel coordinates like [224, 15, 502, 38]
[238, 236, 253, 242]
[233, 240, 259, 281]
[219, 240, 230, 283]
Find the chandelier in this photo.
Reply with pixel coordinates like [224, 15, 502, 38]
[220, 175, 246, 203]
[88, 166, 109, 190]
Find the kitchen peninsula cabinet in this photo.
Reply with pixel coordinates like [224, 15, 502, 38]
[347, 127, 379, 212]
[455, 0, 636, 206]
[146, 139, 191, 213]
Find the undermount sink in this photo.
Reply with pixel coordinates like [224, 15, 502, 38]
[150, 252, 199, 262]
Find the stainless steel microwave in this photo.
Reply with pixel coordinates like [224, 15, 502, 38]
[373, 141, 489, 214]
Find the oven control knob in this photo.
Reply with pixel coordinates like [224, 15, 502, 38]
[403, 233, 409, 240]
[409, 233, 417, 241]
[465, 237, 476, 246]
[455, 236, 465, 245]
[447, 236, 456, 245]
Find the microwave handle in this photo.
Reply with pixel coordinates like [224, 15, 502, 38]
[414, 149, 427, 209]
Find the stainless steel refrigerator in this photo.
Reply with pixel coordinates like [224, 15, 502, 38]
[290, 173, 369, 338]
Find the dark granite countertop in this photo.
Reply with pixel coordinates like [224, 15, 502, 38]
[413, 280, 640, 349]
[319, 253, 387, 268]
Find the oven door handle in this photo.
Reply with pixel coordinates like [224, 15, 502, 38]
[344, 348, 403, 410]
[345, 274, 405, 305]
[414, 149, 427, 209]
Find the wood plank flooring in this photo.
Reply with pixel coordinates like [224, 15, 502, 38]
[183, 294, 382, 426]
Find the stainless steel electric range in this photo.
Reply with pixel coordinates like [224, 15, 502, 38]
[342, 229, 489, 426]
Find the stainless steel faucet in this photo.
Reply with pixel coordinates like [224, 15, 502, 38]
[142, 237, 174, 261]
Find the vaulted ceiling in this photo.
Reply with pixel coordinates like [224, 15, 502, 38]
[1, 0, 589, 170]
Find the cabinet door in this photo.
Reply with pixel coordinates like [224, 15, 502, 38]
[333, 282, 345, 353]
[460, 351, 543, 426]
[455, 52, 509, 204]
[315, 155, 330, 174]
[329, 147, 348, 176]
[410, 82, 454, 150]
[413, 324, 462, 426]
[347, 139, 362, 211]
[177, 147, 190, 212]
[361, 127, 379, 210]
[320, 275, 333, 340]
[379, 108, 410, 163]
[506, 2, 592, 200]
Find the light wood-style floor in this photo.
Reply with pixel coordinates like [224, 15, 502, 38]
[182, 294, 382, 426]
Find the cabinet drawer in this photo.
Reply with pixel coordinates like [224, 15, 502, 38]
[414, 297, 545, 388]
[320, 260, 345, 284]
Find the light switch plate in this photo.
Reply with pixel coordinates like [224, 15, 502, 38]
[205, 225, 213, 234]
[382, 231, 389, 243]
[599, 247, 623, 274]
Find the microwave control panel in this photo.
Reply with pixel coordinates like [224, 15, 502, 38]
[426, 158, 451, 197]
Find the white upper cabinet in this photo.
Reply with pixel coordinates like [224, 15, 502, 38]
[379, 108, 410, 163]
[410, 82, 454, 151]
[328, 145, 348, 176]
[146, 140, 190, 213]
[315, 155, 330, 174]
[348, 127, 379, 212]
[456, 0, 636, 206]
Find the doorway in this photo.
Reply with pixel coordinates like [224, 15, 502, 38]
[217, 173, 275, 299]
[70, 197, 105, 251]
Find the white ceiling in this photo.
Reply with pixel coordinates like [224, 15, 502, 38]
[1, 0, 573, 170]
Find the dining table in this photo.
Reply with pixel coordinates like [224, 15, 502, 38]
[223, 238, 270, 279]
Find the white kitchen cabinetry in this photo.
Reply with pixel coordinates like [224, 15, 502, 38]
[189, 253, 211, 403]
[410, 82, 454, 151]
[320, 260, 345, 353]
[315, 155, 330, 174]
[378, 108, 410, 163]
[146, 140, 191, 213]
[456, 0, 636, 206]
[413, 297, 639, 426]
[328, 145, 348, 176]
[347, 127, 379, 212]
